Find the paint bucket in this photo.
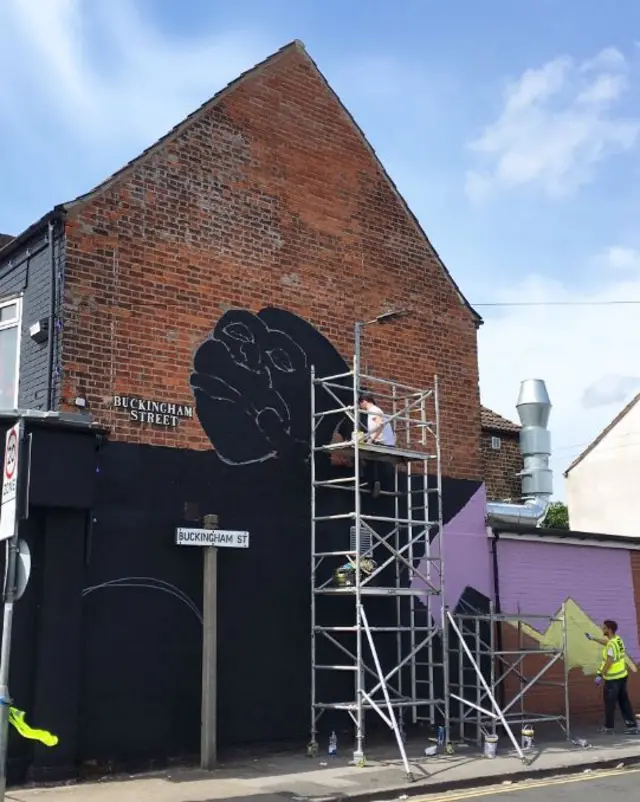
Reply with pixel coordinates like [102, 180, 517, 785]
[521, 726, 534, 751]
[483, 734, 498, 759]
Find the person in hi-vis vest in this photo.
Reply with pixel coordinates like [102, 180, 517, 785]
[586, 619, 638, 733]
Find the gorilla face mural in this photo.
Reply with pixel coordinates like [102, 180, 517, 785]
[190, 307, 352, 465]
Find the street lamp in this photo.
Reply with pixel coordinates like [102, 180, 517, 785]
[354, 309, 410, 393]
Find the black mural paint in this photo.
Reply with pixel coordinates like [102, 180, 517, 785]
[67, 312, 490, 769]
[190, 307, 352, 465]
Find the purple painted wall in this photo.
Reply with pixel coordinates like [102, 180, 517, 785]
[497, 538, 640, 659]
[410, 482, 640, 658]
[410, 481, 640, 679]
[411, 484, 493, 621]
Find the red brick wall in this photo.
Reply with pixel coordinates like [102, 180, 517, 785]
[499, 625, 640, 728]
[481, 430, 522, 500]
[59, 45, 481, 479]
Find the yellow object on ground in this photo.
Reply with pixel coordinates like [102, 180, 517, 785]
[8, 707, 58, 747]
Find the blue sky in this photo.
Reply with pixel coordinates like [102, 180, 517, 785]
[2, 0, 640, 497]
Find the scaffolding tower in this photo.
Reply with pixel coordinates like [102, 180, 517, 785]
[310, 358, 446, 779]
[448, 603, 571, 757]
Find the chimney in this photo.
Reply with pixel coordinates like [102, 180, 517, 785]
[486, 379, 552, 527]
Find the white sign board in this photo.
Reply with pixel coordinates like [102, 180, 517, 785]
[3, 539, 31, 601]
[176, 528, 250, 548]
[0, 424, 20, 542]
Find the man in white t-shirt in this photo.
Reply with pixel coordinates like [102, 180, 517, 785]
[358, 392, 396, 498]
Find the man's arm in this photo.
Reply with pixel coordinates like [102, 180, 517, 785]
[368, 415, 384, 442]
[599, 654, 613, 676]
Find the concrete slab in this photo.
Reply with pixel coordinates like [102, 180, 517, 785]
[8, 733, 640, 802]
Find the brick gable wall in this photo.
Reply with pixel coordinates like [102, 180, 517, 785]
[481, 429, 523, 500]
[60, 45, 481, 479]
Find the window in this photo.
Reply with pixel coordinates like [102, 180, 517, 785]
[491, 436, 501, 451]
[0, 297, 21, 410]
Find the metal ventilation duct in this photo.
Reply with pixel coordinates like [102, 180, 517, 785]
[486, 379, 553, 527]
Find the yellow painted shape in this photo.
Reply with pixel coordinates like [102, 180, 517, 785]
[509, 598, 637, 677]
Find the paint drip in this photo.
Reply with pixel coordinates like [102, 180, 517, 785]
[483, 734, 498, 759]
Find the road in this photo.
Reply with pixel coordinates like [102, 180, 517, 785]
[414, 767, 640, 801]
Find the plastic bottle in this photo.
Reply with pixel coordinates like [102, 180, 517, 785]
[328, 730, 338, 757]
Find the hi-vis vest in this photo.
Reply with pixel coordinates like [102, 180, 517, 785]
[600, 635, 628, 681]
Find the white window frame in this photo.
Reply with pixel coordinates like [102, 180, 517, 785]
[491, 436, 501, 451]
[0, 295, 22, 410]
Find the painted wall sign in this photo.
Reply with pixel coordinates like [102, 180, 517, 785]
[113, 395, 194, 427]
[175, 528, 250, 548]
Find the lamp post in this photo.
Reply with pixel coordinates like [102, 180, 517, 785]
[351, 308, 410, 764]
[354, 310, 410, 397]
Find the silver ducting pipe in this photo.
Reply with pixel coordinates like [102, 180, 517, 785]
[486, 379, 553, 527]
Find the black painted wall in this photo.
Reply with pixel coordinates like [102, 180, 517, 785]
[76, 437, 483, 764]
[0, 307, 489, 778]
[0, 420, 100, 784]
[75, 308, 487, 762]
[0, 223, 62, 411]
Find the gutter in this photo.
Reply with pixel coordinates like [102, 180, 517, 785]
[46, 220, 57, 410]
[0, 207, 65, 264]
[490, 530, 506, 708]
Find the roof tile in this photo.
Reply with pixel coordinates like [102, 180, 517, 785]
[481, 406, 520, 433]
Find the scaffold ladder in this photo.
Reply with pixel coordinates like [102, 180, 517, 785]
[310, 361, 447, 776]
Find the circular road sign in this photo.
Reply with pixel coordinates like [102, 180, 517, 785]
[4, 429, 17, 481]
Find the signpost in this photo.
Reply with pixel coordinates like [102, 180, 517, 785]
[0, 421, 24, 801]
[175, 519, 250, 770]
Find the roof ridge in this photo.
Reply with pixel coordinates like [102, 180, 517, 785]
[299, 47, 481, 324]
[564, 390, 640, 476]
[63, 40, 303, 211]
[6, 39, 480, 324]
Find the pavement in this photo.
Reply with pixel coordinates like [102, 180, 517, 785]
[6, 731, 640, 802]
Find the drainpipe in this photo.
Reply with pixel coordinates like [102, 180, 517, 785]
[490, 531, 506, 708]
[486, 379, 553, 527]
[46, 221, 57, 411]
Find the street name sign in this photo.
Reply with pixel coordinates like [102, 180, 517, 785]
[175, 528, 250, 548]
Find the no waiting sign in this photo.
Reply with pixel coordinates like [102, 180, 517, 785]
[0, 423, 21, 541]
[1, 425, 19, 504]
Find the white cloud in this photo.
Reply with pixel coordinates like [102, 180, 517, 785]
[601, 246, 640, 271]
[0, 0, 275, 231]
[581, 374, 640, 409]
[0, 0, 269, 154]
[478, 247, 640, 500]
[582, 47, 627, 72]
[465, 47, 639, 201]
